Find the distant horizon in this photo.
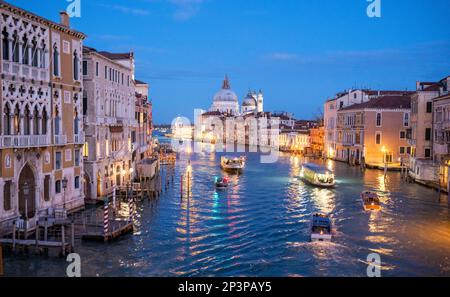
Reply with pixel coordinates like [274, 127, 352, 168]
[9, 0, 450, 123]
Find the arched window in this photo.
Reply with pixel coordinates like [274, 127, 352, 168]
[3, 104, 11, 135]
[13, 105, 20, 135]
[22, 34, 29, 65]
[73, 50, 79, 80]
[31, 38, 38, 67]
[42, 107, 48, 135]
[53, 44, 59, 76]
[24, 105, 31, 135]
[2, 28, 9, 60]
[33, 106, 39, 135]
[12, 31, 19, 63]
[40, 41, 46, 68]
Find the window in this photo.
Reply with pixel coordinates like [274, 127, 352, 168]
[426, 102, 432, 113]
[96, 62, 99, 76]
[83, 91, 88, 116]
[73, 51, 79, 80]
[55, 180, 61, 194]
[75, 149, 80, 166]
[44, 175, 50, 202]
[376, 113, 382, 127]
[65, 149, 72, 162]
[2, 28, 9, 60]
[63, 40, 70, 54]
[375, 132, 381, 145]
[425, 148, 431, 158]
[53, 44, 59, 76]
[339, 101, 343, 109]
[407, 147, 411, 155]
[400, 131, 406, 139]
[74, 176, 80, 189]
[425, 128, 432, 141]
[83, 142, 89, 158]
[64, 91, 71, 104]
[3, 181, 12, 211]
[400, 147, 405, 155]
[404, 113, 409, 127]
[104, 66, 107, 79]
[55, 151, 62, 170]
[82, 60, 88, 76]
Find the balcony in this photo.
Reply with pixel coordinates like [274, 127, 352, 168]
[2, 61, 49, 82]
[54, 135, 67, 146]
[0, 135, 51, 148]
[74, 133, 85, 144]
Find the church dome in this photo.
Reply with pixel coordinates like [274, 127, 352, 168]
[242, 92, 257, 106]
[213, 75, 238, 103]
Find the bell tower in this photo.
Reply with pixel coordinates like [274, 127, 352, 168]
[257, 89, 264, 113]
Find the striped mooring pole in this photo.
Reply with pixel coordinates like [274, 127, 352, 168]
[128, 191, 135, 222]
[103, 198, 109, 237]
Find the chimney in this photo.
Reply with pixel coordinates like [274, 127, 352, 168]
[60, 11, 70, 27]
[416, 81, 421, 91]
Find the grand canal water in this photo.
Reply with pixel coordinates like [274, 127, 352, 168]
[4, 141, 450, 277]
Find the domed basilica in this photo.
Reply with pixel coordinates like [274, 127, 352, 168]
[210, 75, 264, 116]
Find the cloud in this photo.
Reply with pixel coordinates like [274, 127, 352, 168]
[264, 53, 300, 61]
[168, 0, 204, 21]
[99, 4, 151, 16]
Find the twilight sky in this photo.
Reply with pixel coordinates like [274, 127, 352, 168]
[9, 0, 450, 124]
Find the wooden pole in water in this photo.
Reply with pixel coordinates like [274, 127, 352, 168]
[12, 221, 16, 252]
[61, 225, 66, 257]
[35, 224, 39, 250]
[44, 218, 48, 241]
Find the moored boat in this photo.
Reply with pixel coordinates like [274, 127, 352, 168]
[361, 191, 381, 211]
[300, 163, 335, 187]
[311, 213, 332, 242]
[220, 156, 246, 173]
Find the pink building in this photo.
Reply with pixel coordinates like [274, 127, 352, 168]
[336, 95, 411, 167]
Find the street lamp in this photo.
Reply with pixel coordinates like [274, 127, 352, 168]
[62, 177, 68, 209]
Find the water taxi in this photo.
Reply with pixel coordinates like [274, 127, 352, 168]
[361, 191, 382, 211]
[300, 163, 335, 187]
[311, 213, 332, 242]
[220, 156, 246, 173]
[215, 177, 229, 189]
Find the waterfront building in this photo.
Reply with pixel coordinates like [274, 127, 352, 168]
[0, 1, 86, 231]
[310, 126, 325, 157]
[324, 89, 414, 161]
[279, 129, 310, 154]
[336, 95, 411, 167]
[431, 76, 450, 191]
[407, 81, 442, 183]
[172, 116, 194, 140]
[82, 46, 136, 201]
[134, 79, 153, 164]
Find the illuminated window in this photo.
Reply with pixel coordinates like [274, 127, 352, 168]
[83, 142, 89, 157]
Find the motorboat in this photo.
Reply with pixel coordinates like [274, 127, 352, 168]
[361, 191, 382, 211]
[310, 213, 332, 242]
[215, 177, 229, 189]
[300, 163, 335, 187]
[220, 156, 246, 173]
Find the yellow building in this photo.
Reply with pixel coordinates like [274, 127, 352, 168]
[0, 2, 85, 231]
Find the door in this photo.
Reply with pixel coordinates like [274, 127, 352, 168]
[18, 164, 36, 219]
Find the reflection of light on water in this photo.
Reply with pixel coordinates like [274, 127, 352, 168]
[311, 188, 335, 214]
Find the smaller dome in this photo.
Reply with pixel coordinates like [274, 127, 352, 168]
[242, 92, 257, 106]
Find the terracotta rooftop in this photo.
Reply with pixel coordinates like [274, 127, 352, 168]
[98, 51, 133, 60]
[340, 95, 411, 111]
